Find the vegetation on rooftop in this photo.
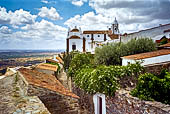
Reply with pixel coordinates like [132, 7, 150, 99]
[159, 36, 169, 45]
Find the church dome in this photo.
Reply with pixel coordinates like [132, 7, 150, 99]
[70, 28, 79, 32]
[69, 35, 80, 39]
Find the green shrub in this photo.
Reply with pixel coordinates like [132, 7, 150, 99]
[63, 51, 80, 71]
[95, 38, 157, 65]
[73, 63, 144, 96]
[131, 71, 170, 104]
[160, 36, 168, 45]
[68, 53, 93, 78]
[74, 65, 119, 96]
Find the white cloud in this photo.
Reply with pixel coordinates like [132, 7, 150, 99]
[41, 0, 57, 4]
[64, 11, 111, 30]
[20, 19, 67, 41]
[0, 7, 37, 27]
[88, 0, 170, 33]
[72, 0, 84, 6]
[41, 0, 48, 4]
[0, 26, 12, 34]
[0, 19, 67, 49]
[38, 7, 62, 20]
[71, 0, 87, 6]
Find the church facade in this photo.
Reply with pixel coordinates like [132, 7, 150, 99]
[66, 17, 170, 53]
[66, 18, 120, 53]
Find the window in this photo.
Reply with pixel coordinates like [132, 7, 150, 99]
[87, 35, 90, 37]
[98, 35, 100, 37]
[72, 45, 76, 50]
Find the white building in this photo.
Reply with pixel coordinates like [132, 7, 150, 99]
[66, 18, 120, 53]
[121, 43, 170, 66]
[121, 23, 170, 43]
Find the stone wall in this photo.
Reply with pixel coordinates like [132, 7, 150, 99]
[72, 83, 95, 114]
[106, 89, 170, 114]
[27, 84, 79, 114]
[145, 61, 170, 75]
[0, 73, 50, 114]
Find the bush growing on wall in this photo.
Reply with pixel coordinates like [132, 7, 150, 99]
[63, 51, 79, 71]
[73, 62, 144, 96]
[131, 70, 170, 105]
[68, 53, 93, 78]
[95, 38, 157, 65]
[74, 65, 119, 96]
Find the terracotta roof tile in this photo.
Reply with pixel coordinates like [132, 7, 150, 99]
[36, 63, 58, 71]
[83, 30, 109, 34]
[121, 49, 170, 60]
[69, 35, 80, 39]
[18, 68, 79, 99]
[108, 34, 119, 40]
[70, 29, 79, 32]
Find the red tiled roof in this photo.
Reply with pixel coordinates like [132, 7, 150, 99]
[18, 68, 79, 99]
[121, 49, 170, 60]
[83, 30, 109, 34]
[159, 43, 170, 48]
[70, 28, 79, 32]
[108, 34, 119, 40]
[69, 35, 80, 39]
[36, 63, 58, 71]
[164, 29, 170, 33]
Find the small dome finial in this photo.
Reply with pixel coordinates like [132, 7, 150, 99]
[114, 17, 118, 24]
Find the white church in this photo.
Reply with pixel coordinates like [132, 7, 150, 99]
[66, 18, 170, 53]
[66, 18, 120, 53]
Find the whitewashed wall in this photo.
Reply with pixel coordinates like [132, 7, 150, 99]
[69, 39, 83, 52]
[121, 24, 170, 43]
[122, 54, 170, 66]
[68, 32, 82, 38]
[85, 39, 92, 52]
[83, 34, 111, 53]
[165, 31, 170, 38]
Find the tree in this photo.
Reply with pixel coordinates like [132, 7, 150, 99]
[95, 38, 157, 65]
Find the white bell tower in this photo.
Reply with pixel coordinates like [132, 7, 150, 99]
[112, 17, 119, 34]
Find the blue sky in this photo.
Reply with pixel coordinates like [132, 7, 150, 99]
[0, 0, 170, 50]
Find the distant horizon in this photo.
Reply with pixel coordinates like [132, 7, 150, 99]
[0, 49, 65, 50]
[0, 0, 170, 49]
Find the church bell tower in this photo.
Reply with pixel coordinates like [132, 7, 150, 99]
[112, 17, 119, 34]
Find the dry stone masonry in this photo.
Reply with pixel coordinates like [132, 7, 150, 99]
[106, 89, 170, 114]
